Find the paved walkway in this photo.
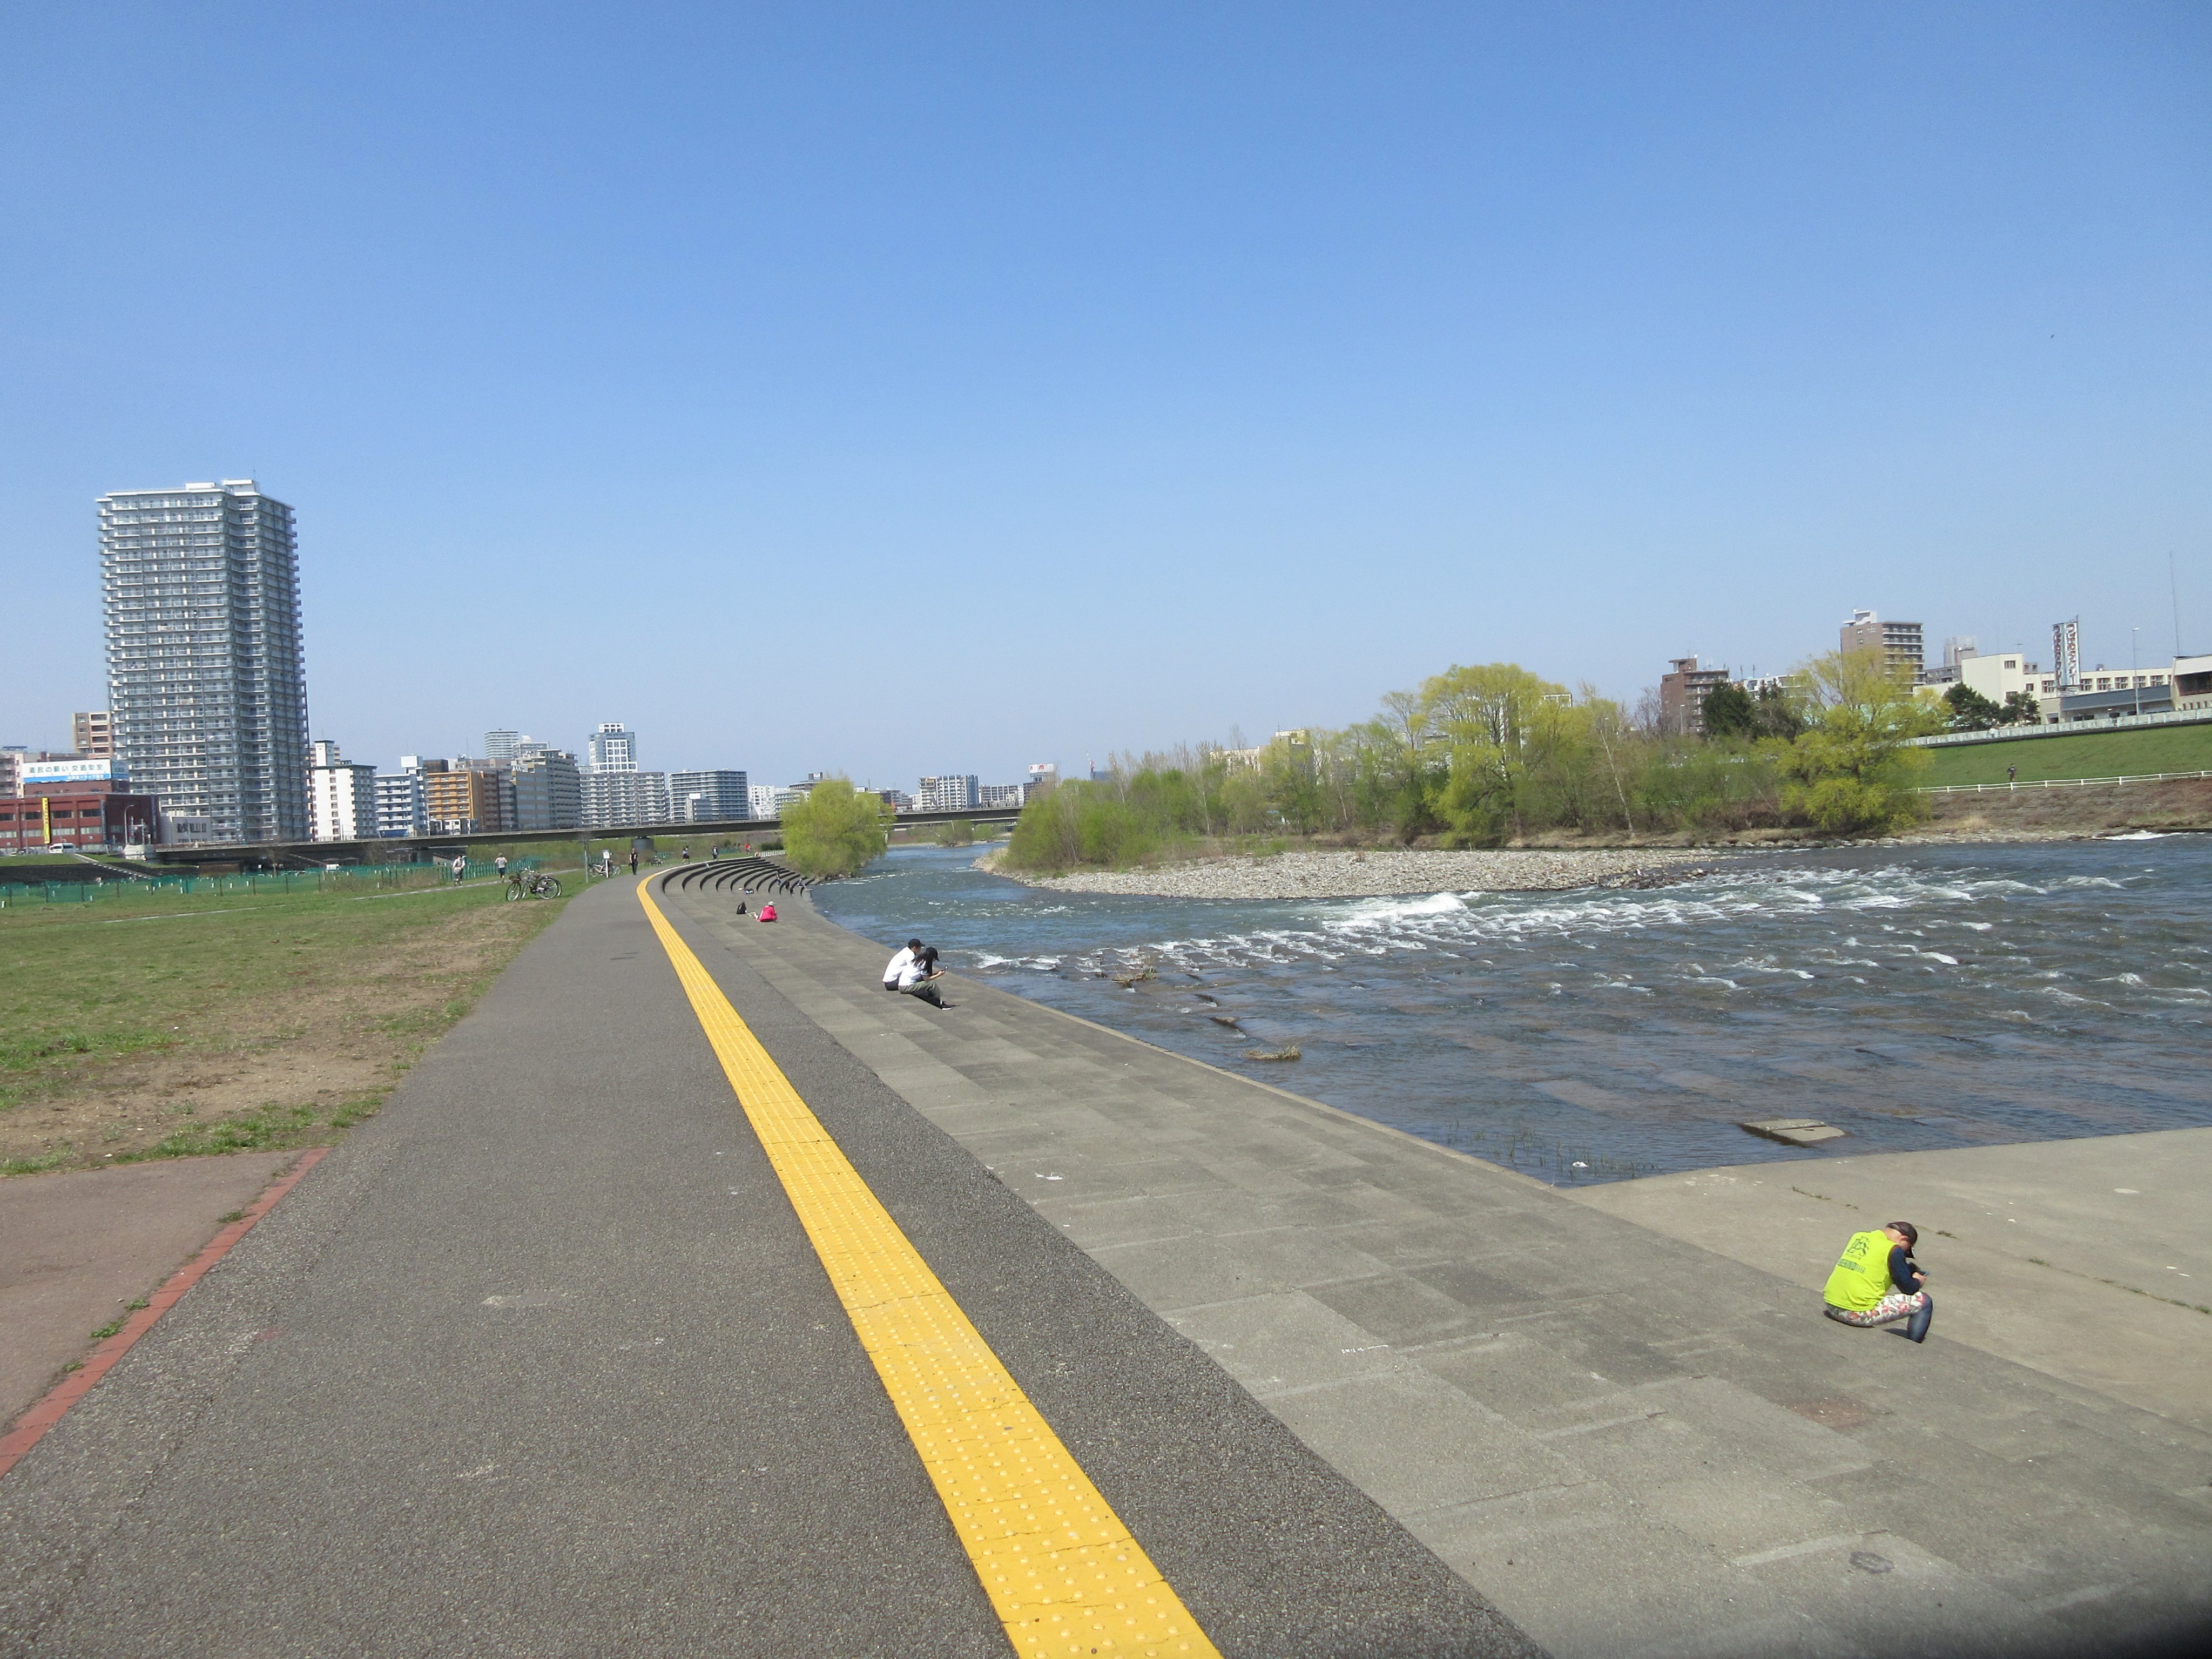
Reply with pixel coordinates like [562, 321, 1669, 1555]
[0, 878, 1519, 1658]
[678, 879, 2211, 1658]
[1573, 1131, 2212, 1434]
[0, 1152, 298, 1430]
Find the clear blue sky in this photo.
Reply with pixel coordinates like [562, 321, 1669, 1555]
[4, 3, 2207, 787]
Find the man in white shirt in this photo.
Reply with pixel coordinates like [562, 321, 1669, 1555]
[883, 939, 923, 993]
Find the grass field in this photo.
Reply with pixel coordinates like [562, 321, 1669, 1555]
[1921, 721, 2212, 787]
[1, 877, 577, 1176]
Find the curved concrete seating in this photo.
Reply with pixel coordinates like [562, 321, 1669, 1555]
[662, 857, 816, 898]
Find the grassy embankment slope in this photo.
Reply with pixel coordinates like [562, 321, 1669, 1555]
[1, 878, 576, 1175]
[1920, 722, 2212, 787]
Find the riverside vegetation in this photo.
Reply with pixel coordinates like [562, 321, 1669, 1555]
[780, 775, 892, 878]
[1006, 649, 1943, 873]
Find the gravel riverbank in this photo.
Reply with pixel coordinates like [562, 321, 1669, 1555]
[987, 846, 1718, 900]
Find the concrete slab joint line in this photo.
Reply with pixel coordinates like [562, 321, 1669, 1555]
[638, 886, 1223, 1659]
[0, 1147, 329, 1480]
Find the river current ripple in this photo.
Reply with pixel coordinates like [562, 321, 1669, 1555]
[810, 838, 2212, 1185]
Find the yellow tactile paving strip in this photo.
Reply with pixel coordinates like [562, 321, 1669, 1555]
[640, 887, 1221, 1659]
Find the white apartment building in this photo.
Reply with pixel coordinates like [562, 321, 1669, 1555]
[374, 768, 426, 838]
[917, 774, 980, 812]
[978, 784, 1024, 810]
[582, 769, 669, 830]
[588, 722, 637, 771]
[668, 769, 749, 822]
[308, 740, 377, 842]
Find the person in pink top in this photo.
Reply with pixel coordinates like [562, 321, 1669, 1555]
[757, 902, 778, 922]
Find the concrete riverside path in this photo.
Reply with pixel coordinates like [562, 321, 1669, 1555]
[665, 872, 2211, 1659]
[0, 874, 1526, 1659]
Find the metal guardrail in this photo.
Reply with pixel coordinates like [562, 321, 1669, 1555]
[1918, 770, 2212, 795]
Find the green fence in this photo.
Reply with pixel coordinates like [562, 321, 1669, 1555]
[0, 858, 542, 907]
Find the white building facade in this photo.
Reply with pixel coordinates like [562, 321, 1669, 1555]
[668, 769, 748, 822]
[582, 769, 669, 830]
[374, 768, 426, 838]
[308, 741, 377, 842]
[917, 774, 980, 812]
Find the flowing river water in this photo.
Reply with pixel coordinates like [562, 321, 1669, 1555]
[810, 837, 2212, 1186]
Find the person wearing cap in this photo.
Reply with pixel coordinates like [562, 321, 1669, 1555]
[884, 939, 923, 992]
[1823, 1221, 1933, 1342]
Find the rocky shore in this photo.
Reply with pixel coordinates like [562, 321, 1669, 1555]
[989, 846, 1718, 900]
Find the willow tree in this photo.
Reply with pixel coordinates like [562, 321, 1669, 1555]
[780, 775, 890, 877]
[1775, 649, 1943, 832]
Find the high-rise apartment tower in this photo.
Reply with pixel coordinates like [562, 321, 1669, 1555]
[99, 481, 309, 842]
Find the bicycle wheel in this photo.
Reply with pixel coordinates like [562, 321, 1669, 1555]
[503, 881, 523, 901]
[534, 876, 562, 898]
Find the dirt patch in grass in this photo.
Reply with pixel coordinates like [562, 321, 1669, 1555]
[1, 888, 570, 1175]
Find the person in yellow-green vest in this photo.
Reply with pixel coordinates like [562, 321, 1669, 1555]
[1822, 1221, 1933, 1343]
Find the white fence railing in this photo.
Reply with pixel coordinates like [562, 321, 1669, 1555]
[1918, 770, 2212, 795]
[1909, 706, 2212, 747]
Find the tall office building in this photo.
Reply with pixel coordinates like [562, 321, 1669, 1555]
[99, 481, 309, 843]
[375, 767, 427, 838]
[484, 729, 521, 764]
[581, 769, 669, 829]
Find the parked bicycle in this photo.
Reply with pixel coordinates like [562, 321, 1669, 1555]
[503, 871, 563, 901]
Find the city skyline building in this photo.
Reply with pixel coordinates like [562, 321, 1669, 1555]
[512, 748, 584, 831]
[483, 728, 520, 764]
[1840, 608, 1926, 683]
[582, 768, 668, 829]
[71, 711, 114, 758]
[1657, 656, 1732, 736]
[667, 768, 748, 822]
[308, 739, 377, 842]
[374, 767, 426, 838]
[99, 480, 310, 843]
[917, 774, 980, 812]
[587, 721, 637, 772]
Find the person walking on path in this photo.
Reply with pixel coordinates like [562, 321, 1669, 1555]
[494, 855, 508, 881]
[898, 946, 951, 1009]
[628, 849, 639, 878]
[451, 854, 467, 884]
[883, 939, 923, 993]
[1823, 1221, 1933, 1341]
[2008, 765, 2018, 784]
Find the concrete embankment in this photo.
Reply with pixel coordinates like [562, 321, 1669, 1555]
[697, 880, 2211, 1658]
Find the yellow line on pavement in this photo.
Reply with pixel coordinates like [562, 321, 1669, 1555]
[639, 886, 1219, 1659]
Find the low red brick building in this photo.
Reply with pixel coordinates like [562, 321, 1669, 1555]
[0, 792, 159, 851]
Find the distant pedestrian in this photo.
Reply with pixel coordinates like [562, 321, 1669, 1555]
[451, 854, 466, 883]
[898, 946, 950, 1009]
[629, 849, 639, 876]
[1823, 1221, 1933, 1343]
[2007, 765, 2018, 784]
[494, 855, 508, 880]
[883, 938, 923, 992]
[680, 845, 691, 862]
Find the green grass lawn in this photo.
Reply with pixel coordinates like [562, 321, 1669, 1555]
[1921, 721, 2212, 787]
[1, 877, 577, 1174]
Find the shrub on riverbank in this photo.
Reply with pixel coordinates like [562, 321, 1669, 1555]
[780, 776, 889, 877]
[1000, 649, 1933, 872]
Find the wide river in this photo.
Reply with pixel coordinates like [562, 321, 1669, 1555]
[811, 837, 2212, 1185]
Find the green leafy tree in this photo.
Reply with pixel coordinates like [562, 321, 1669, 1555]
[1701, 682, 1758, 739]
[780, 776, 889, 877]
[1943, 682, 2003, 731]
[1775, 650, 1943, 833]
[1999, 690, 2042, 726]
